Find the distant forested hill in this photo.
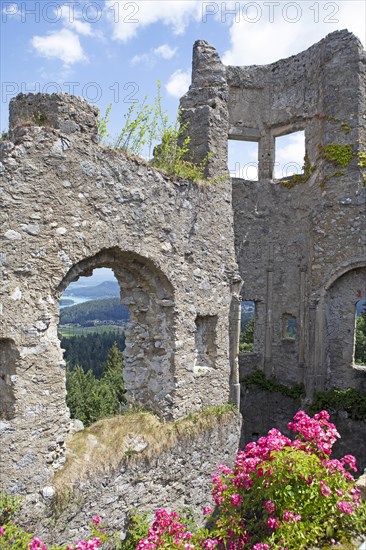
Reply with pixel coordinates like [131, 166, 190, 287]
[63, 280, 120, 299]
[60, 297, 129, 325]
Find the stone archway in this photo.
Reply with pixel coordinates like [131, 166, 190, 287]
[57, 247, 176, 418]
[324, 266, 366, 389]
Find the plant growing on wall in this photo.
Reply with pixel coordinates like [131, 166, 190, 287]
[97, 82, 215, 183]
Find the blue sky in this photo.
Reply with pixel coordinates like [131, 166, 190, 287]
[1, 1, 365, 178]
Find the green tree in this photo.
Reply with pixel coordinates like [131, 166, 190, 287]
[66, 365, 115, 426]
[355, 310, 366, 365]
[101, 342, 126, 413]
[65, 342, 126, 426]
[240, 318, 254, 352]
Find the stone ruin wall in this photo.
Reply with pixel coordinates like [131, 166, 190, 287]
[181, 30, 366, 463]
[0, 92, 241, 503]
[1, 29, 366, 541]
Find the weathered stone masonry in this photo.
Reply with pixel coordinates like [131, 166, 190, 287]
[0, 92, 241, 498]
[180, 30, 366, 463]
[181, 29, 366, 392]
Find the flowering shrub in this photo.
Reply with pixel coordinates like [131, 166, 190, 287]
[1, 411, 365, 549]
[137, 411, 366, 549]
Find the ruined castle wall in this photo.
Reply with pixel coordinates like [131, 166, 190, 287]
[181, 30, 366, 458]
[227, 31, 366, 394]
[0, 92, 240, 496]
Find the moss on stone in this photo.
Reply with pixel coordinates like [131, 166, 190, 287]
[280, 155, 316, 189]
[321, 143, 353, 168]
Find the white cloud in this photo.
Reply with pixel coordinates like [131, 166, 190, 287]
[274, 132, 305, 179]
[31, 29, 87, 66]
[166, 69, 190, 98]
[130, 53, 150, 65]
[154, 44, 177, 60]
[66, 18, 93, 36]
[222, 1, 365, 66]
[131, 44, 177, 66]
[58, 4, 93, 36]
[105, 0, 202, 42]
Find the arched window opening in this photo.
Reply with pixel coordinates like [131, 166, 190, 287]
[0, 338, 18, 420]
[59, 268, 128, 427]
[240, 300, 255, 353]
[274, 130, 305, 179]
[57, 248, 176, 422]
[354, 297, 366, 366]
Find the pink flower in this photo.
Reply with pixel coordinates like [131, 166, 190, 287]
[288, 410, 340, 456]
[341, 455, 357, 472]
[92, 516, 101, 525]
[203, 539, 218, 549]
[283, 510, 301, 523]
[252, 544, 270, 550]
[320, 480, 332, 497]
[264, 500, 275, 515]
[203, 506, 213, 516]
[267, 517, 277, 529]
[337, 501, 354, 515]
[0, 527, 4, 535]
[29, 538, 48, 550]
[230, 493, 243, 507]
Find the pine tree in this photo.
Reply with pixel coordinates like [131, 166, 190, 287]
[65, 342, 126, 427]
[102, 342, 126, 413]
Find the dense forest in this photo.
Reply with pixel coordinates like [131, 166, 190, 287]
[66, 342, 126, 426]
[60, 297, 129, 325]
[61, 331, 126, 378]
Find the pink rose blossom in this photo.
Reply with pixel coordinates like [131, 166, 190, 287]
[283, 510, 301, 523]
[203, 506, 213, 516]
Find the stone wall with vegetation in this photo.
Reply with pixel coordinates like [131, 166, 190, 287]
[0, 92, 240, 498]
[25, 410, 240, 546]
[181, 29, 366, 396]
[180, 29, 366, 473]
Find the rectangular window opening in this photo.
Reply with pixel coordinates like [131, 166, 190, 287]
[240, 300, 255, 353]
[194, 315, 218, 368]
[274, 130, 305, 179]
[228, 139, 259, 181]
[354, 298, 366, 366]
[283, 314, 297, 339]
